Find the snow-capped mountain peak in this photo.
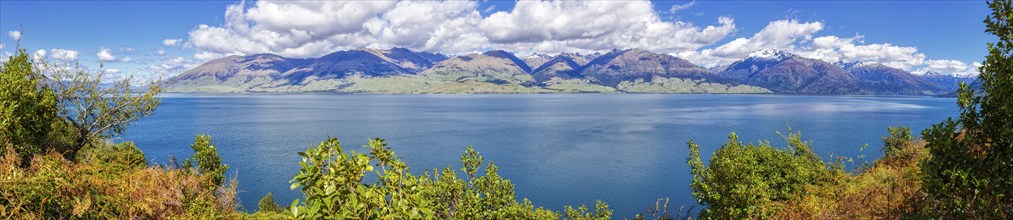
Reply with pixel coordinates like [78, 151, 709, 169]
[836, 60, 881, 69]
[746, 48, 793, 61]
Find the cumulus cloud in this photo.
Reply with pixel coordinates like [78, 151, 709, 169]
[163, 38, 183, 46]
[186, 0, 736, 57]
[916, 59, 981, 76]
[797, 35, 926, 70]
[147, 56, 200, 77]
[480, 1, 735, 54]
[8, 31, 22, 41]
[680, 19, 823, 66]
[95, 47, 132, 63]
[674, 18, 975, 76]
[49, 48, 79, 61]
[174, 0, 975, 76]
[32, 49, 46, 62]
[97, 47, 116, 61]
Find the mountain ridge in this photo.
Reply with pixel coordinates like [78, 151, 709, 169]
[165, 48, 972, 95]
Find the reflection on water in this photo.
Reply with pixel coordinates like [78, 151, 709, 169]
[122, 94, 957, 216]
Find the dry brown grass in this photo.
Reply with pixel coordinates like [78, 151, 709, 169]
[0, 147, 244, 219]
[773, 140, 929, 219]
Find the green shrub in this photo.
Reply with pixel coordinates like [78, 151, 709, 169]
[287, 137, 567, 219]
[0, 146, 241, 219]
[182, 135, 229, 186]
[687, 130, 833, 219]
[919, 0, 1013, 217]
[75, 141, 147, 170]
[257, 192, 284, 213]
[773, 127, 929, 219]
[564, 200, 612, 220]
[0, 48, 59, 165]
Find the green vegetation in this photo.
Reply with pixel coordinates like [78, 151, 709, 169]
[48, 62, 161, 159]
[684, 2, 1012, 218]
[688, 127, 934, 219]
[0, 48, 59, 165]
[3, 0, 1011, 218]
[1, 43, 242, 219]
[183, 135, 230, 187]
[617, 76, 770, 94]
[344, 74, 553, 94]
[919, 0, 1013, 217]
[687, 130, 833, 219]
[282, 138, 565, 219]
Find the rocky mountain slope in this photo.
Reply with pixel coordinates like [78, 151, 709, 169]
[165, 48, 970, 95]
[716, 49, 963, 95]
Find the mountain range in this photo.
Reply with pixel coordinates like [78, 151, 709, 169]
[164, 48, 975, 95]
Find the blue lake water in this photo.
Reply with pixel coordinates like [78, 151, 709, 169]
[120, 94, 958, 217]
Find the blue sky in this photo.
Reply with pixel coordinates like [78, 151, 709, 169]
[0, 1, 991, 81]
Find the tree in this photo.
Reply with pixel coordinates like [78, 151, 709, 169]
[0, 48, 59, 164]
[287, 137, 564, 219]
[920, 0, 1013, 217]
[257, 193, 284, 213]
[687, 130, 832, 219]
[47, 64, 161, 159]
[182, 135, 229, 187]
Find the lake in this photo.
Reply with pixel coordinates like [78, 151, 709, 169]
[120, 94, 958, 217]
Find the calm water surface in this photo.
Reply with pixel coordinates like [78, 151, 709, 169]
[121, 94, 958, 217]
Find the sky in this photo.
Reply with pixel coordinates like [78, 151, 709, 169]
[0, 0, 992, 82]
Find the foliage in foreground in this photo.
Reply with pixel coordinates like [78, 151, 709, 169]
[0, 48, 59, 165]
[277, 137, 614, 219]
[688, 127, 934, 219]
[774, 127, 930, 219]
[687, 130, 834, 219]
[918, 0, 1012, 217]
[0, 44, 161, 164]
[0, 140, 241, 219]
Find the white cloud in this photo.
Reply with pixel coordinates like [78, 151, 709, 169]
[916, 59, 981, 76]
[479, 1, 734, 54]
[8, 31, 22, 41]
[797, 35, 926, 70]
[174, 0, 974, 77]
[163, 38, 183, 46]
[677, 19, 962, 75]
[669, 1, 698, 13]
[186, 0, 735, 57]
[147, 56, 200, 77]
[32, 49, 46, 62]
[681, 19, 822, 66]
[0, 52, 10, 63]
[49, 48, 79, 61]
[157, 48, 166, 56]
[97, 47, 116, 62]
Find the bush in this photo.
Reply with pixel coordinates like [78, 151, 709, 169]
[75, 141, 148, 170]
[775, 127, 929, 219]
[0, 48, 59, 165]
[0, 146, 241, 219]
[286, 137, 567, 219]
[919, 0, 1013, 217]
[687, 130, 833, 219]
[257, 192, 284, 213]
[182, 135, 229, 186]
